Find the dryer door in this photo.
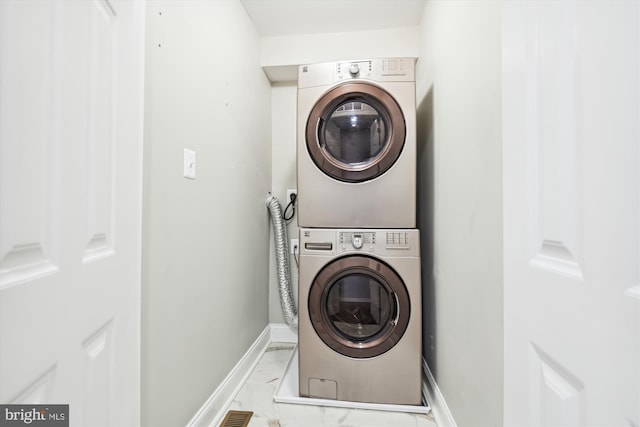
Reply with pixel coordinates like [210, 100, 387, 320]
[306, 82, 406, 183]
[308, 255, 410, 358]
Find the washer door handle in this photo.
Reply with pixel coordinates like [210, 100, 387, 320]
[392, 292, 400, 325]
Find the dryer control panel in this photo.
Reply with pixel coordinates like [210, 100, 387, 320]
[335, 58, 413, 81]
[298, 58, 416, 88]
[336, 60, 373, 79]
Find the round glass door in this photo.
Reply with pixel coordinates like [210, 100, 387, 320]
[308, 255, 410, 358]
[306, 83, 406, 183]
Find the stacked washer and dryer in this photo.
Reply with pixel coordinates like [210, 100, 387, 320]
[296, 58, 422, 406]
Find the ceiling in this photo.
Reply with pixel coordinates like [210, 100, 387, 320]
[240, 0, 426, 37]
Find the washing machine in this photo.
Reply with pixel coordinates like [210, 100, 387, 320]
[297, 58, 417, 228]
[298, 228, 422, 405]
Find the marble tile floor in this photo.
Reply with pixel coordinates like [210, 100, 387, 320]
[222, 343, 438, 427]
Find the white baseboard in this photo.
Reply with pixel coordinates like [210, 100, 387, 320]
[422, 359, 457, 427]
[268, 323, 297, 344]
[186, 326, 272, 427]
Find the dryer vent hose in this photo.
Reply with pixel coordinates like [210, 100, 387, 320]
[266, 193, 298, 332]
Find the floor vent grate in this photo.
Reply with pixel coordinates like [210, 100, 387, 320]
[219, 410, 253, 427]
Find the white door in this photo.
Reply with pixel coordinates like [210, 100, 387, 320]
[503, 1, 639, 426]
[0, 1, 144, 426]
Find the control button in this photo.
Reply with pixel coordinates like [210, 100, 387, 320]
[352, 234, 363, 249]
[349, 63, 360, 76]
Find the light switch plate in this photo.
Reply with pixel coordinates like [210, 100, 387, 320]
[184, 148, 196, 179]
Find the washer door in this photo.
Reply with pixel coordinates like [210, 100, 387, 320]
[306, 82, 406, 183]
[308, 255, 410, 358]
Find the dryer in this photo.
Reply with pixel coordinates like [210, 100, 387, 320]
[297, 58, 417, 228]
[298, 228, 422, 405]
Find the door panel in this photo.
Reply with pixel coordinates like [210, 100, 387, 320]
[0, 1, 58, 289]
[529, 344, 585, 426]
[528, 1, 583, 281]
[84, 0, 116, 263]
[0, 1, 144, 426]
[82, 321, 113, 427]
[503, 1, 639, 426]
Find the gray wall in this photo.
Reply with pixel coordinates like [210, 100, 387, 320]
[142, 2, 272, 426]
[140, 1, 504, 423]
[268, 83, 299, 323]
[416, 2, 503, 426]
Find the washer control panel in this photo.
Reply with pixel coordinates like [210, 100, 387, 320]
[386, 231, 409, 248]
[300, 229, 419, 256]
[339, 231, 375, 250]
[337, 231, 412, 252]
[352, 234, 363, 249]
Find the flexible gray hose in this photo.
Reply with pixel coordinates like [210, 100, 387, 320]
[266, 193, 298, 332]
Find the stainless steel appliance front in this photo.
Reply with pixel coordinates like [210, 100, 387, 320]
[297, 58, 417, 228]
[298, 228, 422, 405]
